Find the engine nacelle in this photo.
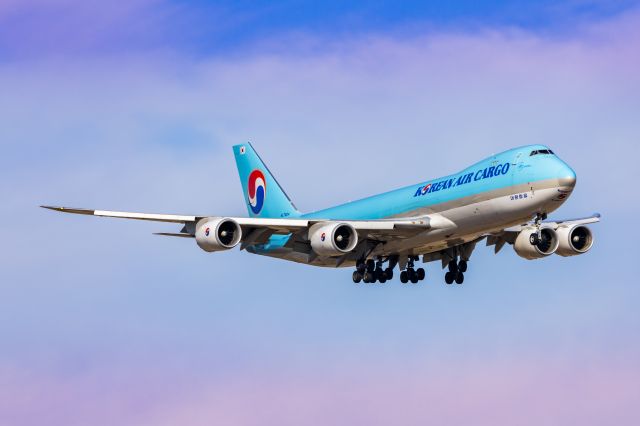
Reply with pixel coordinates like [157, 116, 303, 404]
[310, 222, 358, 256]
[514, 227, 559, 260]
[195, 218, 242, 252]
[555, 225, 594, 257]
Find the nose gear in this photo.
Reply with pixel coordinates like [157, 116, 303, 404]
[530, 212, 548, 246]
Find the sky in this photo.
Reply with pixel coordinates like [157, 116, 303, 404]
[1, 1, 640, 425]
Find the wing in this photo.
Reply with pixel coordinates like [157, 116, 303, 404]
[41, 205, 451, 244]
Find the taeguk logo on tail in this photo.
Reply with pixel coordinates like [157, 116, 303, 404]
[248, 169, 267, 214]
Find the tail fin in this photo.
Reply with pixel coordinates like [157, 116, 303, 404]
[233, 143, 301, 218]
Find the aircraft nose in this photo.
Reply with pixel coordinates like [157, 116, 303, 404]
[557, 161, 576, 188]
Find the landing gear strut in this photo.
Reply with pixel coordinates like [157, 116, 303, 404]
[375, 259, 386, 283]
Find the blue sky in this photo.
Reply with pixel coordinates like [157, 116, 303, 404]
[1, 1, 639, 425]
[2, 0, 640, 59]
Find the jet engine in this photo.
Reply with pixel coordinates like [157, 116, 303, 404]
[514, 227, 559, 260]
[555, 225, 594, 257]
[310, 222, 358, 256]
[195, 218, 242, 252]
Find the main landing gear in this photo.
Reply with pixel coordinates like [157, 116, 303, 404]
[352, 258, 394, 284]
[352, 254, 470, 286]
[444, 259, 466, 285]
[399, 256, 425, 284]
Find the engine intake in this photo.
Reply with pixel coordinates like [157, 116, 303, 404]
[514, 227, 559, 260]
[310, 222, 358, 256]
[195, 218, 242, 252]
[556, 225, 594, 257]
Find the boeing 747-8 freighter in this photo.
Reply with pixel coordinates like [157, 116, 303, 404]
[43, 143, 599, 284]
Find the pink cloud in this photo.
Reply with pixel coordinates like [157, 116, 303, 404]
[152, 360, 640, 426]
[2, 358, 638, 426]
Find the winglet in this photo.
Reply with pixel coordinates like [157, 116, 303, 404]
[41, 206, 96, 215]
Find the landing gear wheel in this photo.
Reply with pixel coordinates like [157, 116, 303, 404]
[384, 268, 394, 281]
[408, 269, 419, 284]
[455, 271, 464, 284]
[416, 268, 425, 281]
[448, 261, 458, 273]
[357, 263, 366, 274]
[400, 271, 408, 284]
[352, 271, 362, 283]
[445, 271, 454, 284]
[364, 272, 375, 283]
[529, 233, 540, 246]
[458, 260, 467, 273]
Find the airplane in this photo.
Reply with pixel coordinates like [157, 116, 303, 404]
[42, 143, 599, 284]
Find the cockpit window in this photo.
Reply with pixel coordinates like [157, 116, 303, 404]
[530, 149, 555, 156]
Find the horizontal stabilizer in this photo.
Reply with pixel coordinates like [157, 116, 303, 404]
[153, 232, 194, 238]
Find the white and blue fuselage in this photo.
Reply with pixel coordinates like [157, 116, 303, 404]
[250, 144, 576, 266]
